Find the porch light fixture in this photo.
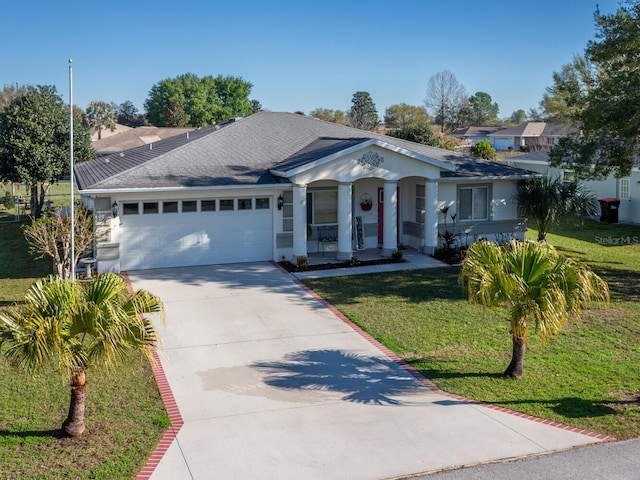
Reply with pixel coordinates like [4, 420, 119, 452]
[111, 202, 118, 217]
[277, 194, 285, 210]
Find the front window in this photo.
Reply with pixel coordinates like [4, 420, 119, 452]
[619, 178, 630, 200]
[415, 184, 425, 223]
[458, 186, 489, 221]
[307, 190, 338, 225]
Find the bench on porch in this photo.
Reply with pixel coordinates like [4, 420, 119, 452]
[317, 225, 338, 255]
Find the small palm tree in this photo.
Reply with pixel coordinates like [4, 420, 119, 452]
[459, 240, 608, 378]
[516, 177, 597, 241]
[0, 273, 164, 436]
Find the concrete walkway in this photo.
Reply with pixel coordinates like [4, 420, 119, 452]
[128, 262, 610, 480]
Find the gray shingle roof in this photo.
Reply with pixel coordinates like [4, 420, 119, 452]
[76, 112, 537, 191]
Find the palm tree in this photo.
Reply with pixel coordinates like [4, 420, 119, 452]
[459, 240, 609, 378]
[516, 177, 597, 241]
[0, 273, 164, 436]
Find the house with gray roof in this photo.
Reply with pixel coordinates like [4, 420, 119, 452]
[75, 112, 539, 272]
[91, 125, 194, 155]
[487, 122, 574, 151]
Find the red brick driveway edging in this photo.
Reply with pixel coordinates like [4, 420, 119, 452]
[120, 271, 185, 480]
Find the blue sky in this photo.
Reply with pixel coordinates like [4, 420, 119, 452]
[0, 0, 621, 120]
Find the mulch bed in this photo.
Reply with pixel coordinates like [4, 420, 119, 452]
[278, 258, 407, 273]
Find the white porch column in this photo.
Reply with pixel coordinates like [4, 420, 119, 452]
[424, 178, 438, 254]
[292, 184, 307, 259]
[337, 182, 353, 260]
[382, 180, 398, 256]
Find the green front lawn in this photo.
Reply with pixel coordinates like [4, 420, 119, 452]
[0, 221, 168, 479]
[304, 219, 640, 440]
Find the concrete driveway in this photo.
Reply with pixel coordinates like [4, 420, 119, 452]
[128, 263, 609, 480]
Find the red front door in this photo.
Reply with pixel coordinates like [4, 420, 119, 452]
[378, 187, 400, 244]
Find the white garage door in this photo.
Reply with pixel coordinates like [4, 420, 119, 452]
[119, 199, 273, 270]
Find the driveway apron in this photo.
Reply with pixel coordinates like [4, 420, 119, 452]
[127, 263, 608, 480]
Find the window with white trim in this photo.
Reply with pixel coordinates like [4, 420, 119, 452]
[415, 184, 425, 223]
[219, 199, 234, 211]
[143, 202, 159, 214]
[458, 186, 489, 221]
[306, 190, 338, 225]
[122, 202, 139, 215]
[182, 200, 197, 212]
[238, 198, 252, 210]
[201, 200, 216, 212]
[162, 201, 178, 213]
[282, 191, 293, 232]
[619, 178, 631, 200]
[256, 197, 270, 209]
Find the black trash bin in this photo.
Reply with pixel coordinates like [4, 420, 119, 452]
[598, 198, 620, 223]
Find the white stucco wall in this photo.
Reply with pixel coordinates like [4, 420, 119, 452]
[509, 158, 640, 224]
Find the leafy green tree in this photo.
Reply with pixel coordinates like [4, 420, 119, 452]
[0, 85, 93, 218]
[116, 100, 147, 127]
[425, 71, 467, 133]
[527, 107, 544, 121]
[548, 2, 640, 178]
[348, 91, 379, 130]
[510, 109, 527, 124]
[0, 84, 29, 111]
[516, 177, 597, 241]
[309, 108, 348, 125]
[165, 97, 189, 127]
[250, 99, 263, 114]
[541, 55, 594, 124]
[460, 239, 609, 378]
[0, 273, 164, 436]
[470, 139, 497, 160]
[144, 73, 252, 127]
[466, 92, 499, 125]
[383, 103, 430, 129]
[438, 135, 461, 152]
[388, 124, 438, 146]
[85, 101, 116, 140]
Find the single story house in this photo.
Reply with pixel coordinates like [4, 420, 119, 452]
[487, 123, 573, 151]
[92, 125, 193, 155]
[75, 112, 540, 272]
[506, 151, 640, 224]
[450, 126, 506, 145]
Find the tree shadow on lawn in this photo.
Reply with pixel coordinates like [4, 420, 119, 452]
[412, 366, 625, 419]
[589, 266, 640, 302]
[0, 428, 64, 440]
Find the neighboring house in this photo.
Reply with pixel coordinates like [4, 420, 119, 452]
[75, 112, 540, 273]
[450, 126, 506, 145]
[487, 123, 573, 151]
[506, 151, 640, 224]
[92, 125, 194, 155]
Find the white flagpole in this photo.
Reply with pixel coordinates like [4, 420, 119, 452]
[69, 59, 75, 280]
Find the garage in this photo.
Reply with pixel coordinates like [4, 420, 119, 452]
[118, 197, 273, 270]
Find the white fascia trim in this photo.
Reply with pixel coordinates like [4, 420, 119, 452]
[270, 138, 457, 177]
[79, 183, 289, 196]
